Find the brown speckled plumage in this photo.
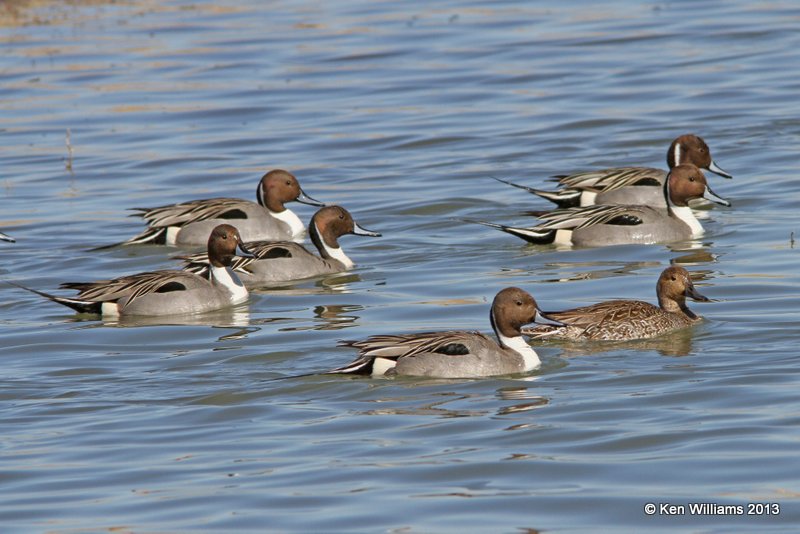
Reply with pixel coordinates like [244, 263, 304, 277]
[523, 266, 710, 341]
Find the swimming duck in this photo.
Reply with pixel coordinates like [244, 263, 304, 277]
[522, 266, 710, 341]
[496, 134, 731, 208]
[475, 164, 730, 247]
[16, 224, 254, 316]
[178, 206, 380, 286]
[98, 169, 323, 248]
[327, 287, 563, 378]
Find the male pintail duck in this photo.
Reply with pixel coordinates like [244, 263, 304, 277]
[178, 206, 380, 286]
[97, 169, 323, 248]
[0, 232, 14, 243]
[496, 134, 731, 208]
[326, 287, 564, 378]
[522, 266, 710, 341]
[15, 224, 254, 316]
[474, 164, 730, 247]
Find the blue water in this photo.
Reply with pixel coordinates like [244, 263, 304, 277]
[1, 1, 799, 531]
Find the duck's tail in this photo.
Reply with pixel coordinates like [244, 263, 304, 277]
[5, 280, 102, 314]
[463, 218, 556, 244]
[492, 176, 581, 208]
[87, 226, 167, 252]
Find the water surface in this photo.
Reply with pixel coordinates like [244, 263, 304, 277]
[1, 1, 799, 531]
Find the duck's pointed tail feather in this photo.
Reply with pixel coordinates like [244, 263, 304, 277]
[5, 280, 102, 314]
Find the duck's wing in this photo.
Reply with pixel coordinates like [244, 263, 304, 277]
[178, 240, 306, 275]
[555, 167, 664, 190]
[61, 269, 208, 304]
[131, 198, 254, 228]
[329, 331, 487, 374]
[536, 204, 648, 230]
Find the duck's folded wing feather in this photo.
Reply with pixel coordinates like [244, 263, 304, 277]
[536, 205, 647, 230]
[131, 198, 251, 227]
[61, 270, 208, 303]
[177, 240, 304, 275]
[555, 167, 662, 190]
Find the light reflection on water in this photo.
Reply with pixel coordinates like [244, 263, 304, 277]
[1, 0, 800, 531]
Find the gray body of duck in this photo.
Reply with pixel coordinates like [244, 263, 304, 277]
[497, 134, 732, 208]
[21, 224, 253, 316]
[101, 169, 323, 248]
[179, 206, 381, 286]
[328, 287, 564, 379]
[476, 164, 730, 247]
[523, 266, 710, 341]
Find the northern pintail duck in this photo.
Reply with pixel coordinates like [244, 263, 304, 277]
[99, 169, 323, 248]
[326, 287, 563, 378]
[17, 224, 253, 316]
[522, 266, 710, 341]
[496, 134, 732, 208]
[0, 231, 14, 243]
[178, 206, 381, 286]
[476, 164, 730, 247]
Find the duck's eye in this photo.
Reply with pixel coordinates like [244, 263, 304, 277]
[689, 176, 696, 182]
[516, 300, 523, 306]
[339, 214, 344, 220]
[671, 276, 677, 281]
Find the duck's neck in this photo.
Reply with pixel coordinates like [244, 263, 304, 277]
[210, 265, 249, 304]
[659, 296, 699, 321]
[664, 178, 704, 237]
[497, 332, 541, 371]
[269, 208, 305, 242]
[670, 205, 704, 237]
[310, 222, 354, 268]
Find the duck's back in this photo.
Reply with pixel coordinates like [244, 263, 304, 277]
[544, 299, 696, 340]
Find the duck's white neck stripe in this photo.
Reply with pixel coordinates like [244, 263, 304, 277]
[670, 205, 704, 237]
[315, 223, 354, 268]
[673, 143, 682, 166]
[270, 208, 305, 242]
[210, 265, 249, 304]
[498, 332, 541, 371]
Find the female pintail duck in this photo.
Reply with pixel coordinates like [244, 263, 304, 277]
[98, 169, 323, 248]
[16, 224, 254, 316]
[522, 266, 710, 341]
[178, 206, 381, 286]
[496, 134, 732, 208]
[0, 232, 14, 243]
[475, 164, 730, 247]
[326, 287, 564, 378]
